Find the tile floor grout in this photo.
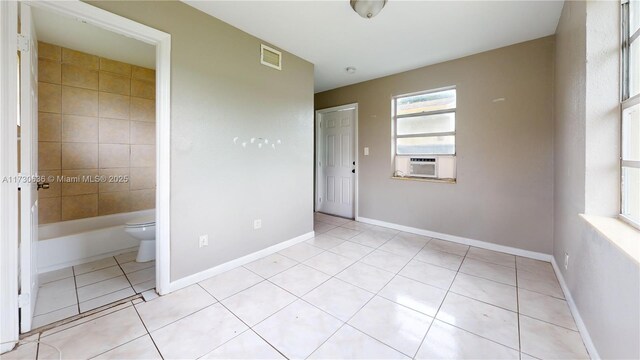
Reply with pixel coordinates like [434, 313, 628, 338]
[32, 254, 156, 329]
[15, 214, 589, 360]
[71, 265, 81, 315]
[309, 218, 583, 357]
[411, 242, 466, 359]
[130, 301, 164, 360]
[197, 283, 289, 360]
[238, 227, 516, 358]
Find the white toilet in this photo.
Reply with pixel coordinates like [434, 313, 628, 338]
[125, 215, 156, 262]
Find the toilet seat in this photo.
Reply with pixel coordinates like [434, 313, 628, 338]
[126, 215, 155, 228]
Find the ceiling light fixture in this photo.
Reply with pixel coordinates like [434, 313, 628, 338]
[350, 0, 387, 19]
[346, 66, 357, 74]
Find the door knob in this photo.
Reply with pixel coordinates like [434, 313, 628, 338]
[37, 182, 50, 190]
[352, 169, 355, 173]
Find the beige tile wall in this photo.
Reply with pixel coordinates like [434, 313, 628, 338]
[38, 41, 156, 224]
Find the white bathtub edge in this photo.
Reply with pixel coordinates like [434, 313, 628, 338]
[38, 225, 140, 274]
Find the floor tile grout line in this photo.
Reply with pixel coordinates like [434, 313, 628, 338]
[464, 254, 517, 269]
[406, 243, 524, 354]
[32, 303, 78, 320]
[39, 274, 75, 286]
[137, 291, 219, 335]
[130, 300, 165, 360]
[75, 268, 126, 290]
[517, 313, 583, 333]
[333, 235, 433, 359]
[453, 270, 518, 288]
[197, 283, 291, 360]
[223, 228, 415, 358]
[113, 255, 142, 297]
[416, 248, 544, 355]
[411, 246, 467, 359]
[34, 332, 40, 360]
[298, 261, 405, 358]
[73, 259, 120, 277]
[71, 263, 81, 314]
[264, 230, 433, 359]
[76, 275, 125, 290]
[261, 242, 404, 358]
[446, 288, 519, 314]
[31, 218, 572, 359]
[87, 333, 153, 360]
[76, 282, 135, 307]
[39, 301, 135, 339]
[175, 260, 566, 360]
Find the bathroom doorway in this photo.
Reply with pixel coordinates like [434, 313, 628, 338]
[7, 0, 171, 336]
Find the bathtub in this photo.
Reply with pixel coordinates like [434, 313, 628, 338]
[38, 209, 155, 273]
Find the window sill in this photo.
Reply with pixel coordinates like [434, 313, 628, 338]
[579, 214, 640, 263]
[391, 176, 456, 184]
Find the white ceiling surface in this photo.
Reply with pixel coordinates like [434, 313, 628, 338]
[32, 7, 155, 69]
[184, 0, 564, 93]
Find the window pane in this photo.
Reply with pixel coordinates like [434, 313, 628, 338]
[631, 38, 639, 98]
[397, 135, 455, 155]
[397, 113, 455, 136]
[623, 103, 640, 161]
[397, 89, 456, 116]
[622, 166, 640, 225]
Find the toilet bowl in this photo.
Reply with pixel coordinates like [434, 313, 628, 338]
[125, 215, 156, 262]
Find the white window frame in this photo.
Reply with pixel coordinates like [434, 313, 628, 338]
[620, 0, 640, 228]
[392, 86, 457, 157]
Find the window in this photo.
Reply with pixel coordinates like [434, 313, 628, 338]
[621, 0, 640, 227]
[392, 87, 457, 180]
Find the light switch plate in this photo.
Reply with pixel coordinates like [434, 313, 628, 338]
[364, 147, 369, 156]
[199, 234, 209, 248]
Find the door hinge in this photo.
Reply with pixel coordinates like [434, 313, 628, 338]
[18, 293, 30, 308]
[17, 34, 30, 52]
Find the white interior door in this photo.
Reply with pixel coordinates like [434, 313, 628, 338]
[19, 2, 39, 333]
[317, 108, 355, 218]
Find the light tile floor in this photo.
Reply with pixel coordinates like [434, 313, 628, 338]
[6, 213, 591, 359]
[32, 251, 155, 329]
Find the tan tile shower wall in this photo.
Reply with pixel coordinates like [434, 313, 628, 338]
[37, 42, 156, 224]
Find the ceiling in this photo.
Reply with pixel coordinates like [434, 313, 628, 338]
[184, 0, 564, 93]
[32, 7, 155, 69]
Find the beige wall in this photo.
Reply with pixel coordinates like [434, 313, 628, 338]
[37, 42, 156, 224]
[553, 1, 639, 359]
[88, 1, 314, 281]
[316, 37, 555, 254]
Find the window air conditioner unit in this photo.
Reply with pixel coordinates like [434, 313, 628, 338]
[409, 157, 437, 178]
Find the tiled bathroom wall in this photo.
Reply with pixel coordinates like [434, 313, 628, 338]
[37, 41, 156, 224]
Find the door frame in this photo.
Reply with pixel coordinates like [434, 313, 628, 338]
[19, 1, 39, 333]
[315, 103, 359, 219]
[0, 0, 21, 353]
[0, 0, 171, 348]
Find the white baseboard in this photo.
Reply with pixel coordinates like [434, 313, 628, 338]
[551, 258, 600, 360]
[167, 231, 316, 293]
[356, 216, 553, 261]
[38, 226, 139, 273]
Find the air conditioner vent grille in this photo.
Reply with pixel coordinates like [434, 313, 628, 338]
[261, 44, 282, 70]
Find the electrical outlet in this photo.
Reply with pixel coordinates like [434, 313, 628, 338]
[364, 147, 369, 156]
[254, 219, 262, 229]
[564, 252, 569, 270]
[199, 234, 209, 248]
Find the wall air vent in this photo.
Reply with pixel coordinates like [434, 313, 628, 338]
[261, 44, 282, 70]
